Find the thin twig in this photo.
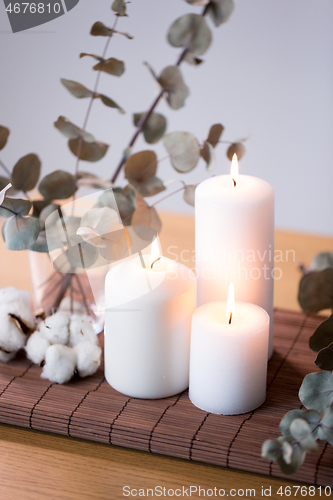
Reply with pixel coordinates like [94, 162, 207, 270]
[151, 186, 186, 208]
[51, 273, 72, 314]
[73, 274, 90, 316]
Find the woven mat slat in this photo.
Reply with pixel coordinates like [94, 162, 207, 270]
[0, 309, 331, 486]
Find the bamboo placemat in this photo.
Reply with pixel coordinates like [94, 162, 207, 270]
[0, 309, 331, 486]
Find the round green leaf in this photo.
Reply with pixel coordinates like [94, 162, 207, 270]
[310, 252, 333, 272]
[289, 419, 318, 453]
[280, 409, 321, 439]
[163, 131, 200, 172]
[81, 206, 119, 234]
[0, 197, 32, 218]
[158, 66, 190, 110]
[183, 185, 197, 207]
[261, 439, 282, 461]
[39, 170, 77, 200]
[125, 151, 157, 181]
[68, 138, 109, 162]
[99, 94, 125, 114]
[32, 200, 52, 218]
[206, 123, 224, 147]
[315, 342, 333, 371]
[0, 126, 9, 150]
[90, 21, 112, 37]
[93, 58, 125, 76]
[298, 268, 333, 313]
[11, 153, 41, 192]
[95, 186, 135, 225]
[167, 14, 212, 56]
[112, 0, 127, 16]
[29, 232, 49, 253]
[61, 79, 94, 99]
[133, 113, 167, 144]
[227, 142, 246, 160]
[309, 314, 333, 352]
[207, 0, 235, 27]
[200, 141, 216, 171]
[318, 407, 333, 445]
[54, 116, 94, 142]
[299, 371, 333, 412]
[131, 195, 161, 235]
[276, 437, 306, 475]
[4, 215, 39, 251]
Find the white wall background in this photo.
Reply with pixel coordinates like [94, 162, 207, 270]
[0, 0, 332, 235]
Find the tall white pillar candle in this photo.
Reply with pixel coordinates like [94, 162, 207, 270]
[104, 246, 196, 399]
[195, 161, 275, 357]
[189, 300, 269, 415]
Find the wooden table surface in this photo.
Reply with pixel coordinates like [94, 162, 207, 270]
[0, 212, 332, 500]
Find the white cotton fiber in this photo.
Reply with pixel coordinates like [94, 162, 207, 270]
[59, 297, 87, 316]
[41, 344, 77, 384]
[0, 314, 27, 353]
[74, 341, 101, 378]
[25, 331, 50, 365]
[0, 349, 17, 363]
[68, 315, 97, 347]
[0, 288, 35, 329]
[39, 312, 70, 345]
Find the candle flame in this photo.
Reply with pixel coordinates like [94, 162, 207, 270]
[230, 153, 238, 187]
[150, 236, 162, 269]
[227, 283, 235, 325]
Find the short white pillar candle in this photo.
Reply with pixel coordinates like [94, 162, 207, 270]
[104, 240, 196, 399]
[189, 297, 269, 415]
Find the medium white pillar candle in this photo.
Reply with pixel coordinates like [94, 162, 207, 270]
[104, 243, 196, 399]
[195, 158, 275, 358]
[189, 300, 269, 415]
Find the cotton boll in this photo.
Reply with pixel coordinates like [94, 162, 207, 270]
[0, 288, 35, 330]
[0, 349, 17, 363]
[0, 314, 27, 353]
[25, 331, 50, 365]
[39, 312, 70, 345]
[68, 315, 98, 347]
[74, 341, 101, 378]
[41, 344, 77, 384]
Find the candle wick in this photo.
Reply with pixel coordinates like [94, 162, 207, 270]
[151, 257, 162, 269]
[229, 312, 233, 325]
[232, 178, 236, 187]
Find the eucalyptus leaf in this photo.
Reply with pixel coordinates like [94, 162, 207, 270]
[163, 131, 200, 172]
[289, 419, 318, 453]
[93, 58, 125, 77]
[280, 409, 321, 439]
[66, 234, 99, 269]
[158, 66, 190, 110]
[281, 441, 293, 464]
[299, 371, 333, 411]
[12, 154, 41, 192]
[310, 252, 333, 272]
[183, 184, 197, 207]
[79, 52, 104, 63]
[4, 215, 39, 251]
[261, 439, 282, 461]
[90, 21, 112, 37]
[309, 314, 333, 352]
[39, 203, 60, 225]
[227, 142, 246, 160]
[207, 123, 224, 147]
[207, 0, 235, 27]
[77, 226, 106, 249]
[298, 268, 333, 313]
[76, 172, 113, 190]
[0, 197, 32, 218]
[200, 141, 216, 171]
[61, 79, 94, 99]
[97, 186, 136, 225]
[39, 170, 77, 200]
[125, 150, 165, 197]
[81, 206, 119, 234]
[29, 232, 49, 253]
[0, 126, 9, 150]
[133, 113, 167, 144]
[99, 94, 125, 114]
[32, 200, 51, 218]
[131, 195, 161, 236]
[318, 407, 333, 445]
[54, 116, 94, 142]
[276, 437, 306, 475]
[167, 14, 212, 56]
[315, 342, 333, 371]
[111, 0, 127, 16]
[100, 227, 130, 262]
[68, 137, 109, 162]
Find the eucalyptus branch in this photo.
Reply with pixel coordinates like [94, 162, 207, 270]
[110, 4, 209, 184]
